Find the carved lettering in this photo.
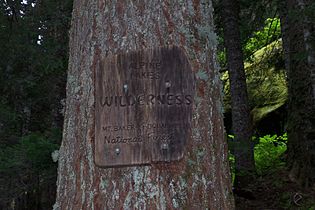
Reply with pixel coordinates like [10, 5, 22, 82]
[104, 132, 174, 144]
[137, 94, 145, 105]
[100, 94, 192, 107]
[102, 123, 176, 133]
[95, 46, 194, 167]
[185, 95, 193, 105]
[129, 58, 161, 70]
[101, 96, 113, 106]
[156, 94, 166, 105]
[167, 94, 174, 105]
[105, 135, 143, 144]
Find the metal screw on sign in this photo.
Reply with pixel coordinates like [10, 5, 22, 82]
[161, 143, 169, 150]
[115, 147, 120, 155]
[123, 84, 128, 93]
[165, 81, 171, 88]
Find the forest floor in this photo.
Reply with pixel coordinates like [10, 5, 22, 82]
[235, 167, 315, 210]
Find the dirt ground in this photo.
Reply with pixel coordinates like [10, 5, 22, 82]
[235, 168, 315, 210]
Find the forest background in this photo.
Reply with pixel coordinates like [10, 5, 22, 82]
[0, 0, 314, 209]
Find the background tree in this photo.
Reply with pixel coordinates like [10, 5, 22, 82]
[0, 0, 72, 208]
[221, 0, 255, 190]
[278, 0, 315, 188]
[54, 0, 234, 209]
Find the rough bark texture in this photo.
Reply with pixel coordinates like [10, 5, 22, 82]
[297, 0, 315, 101]
[221, 0, 255, 188]
[54, 0, 234, 209]
[281, 0, 315, 188]
[278, 0, 291, 73]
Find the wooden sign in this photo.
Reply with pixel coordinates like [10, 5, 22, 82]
[95, 46, 194, 167]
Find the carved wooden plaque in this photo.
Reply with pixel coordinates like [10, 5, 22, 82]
[95, 46, 194, 167]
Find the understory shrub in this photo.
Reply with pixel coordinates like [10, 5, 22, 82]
[254, 133, 287, 175]
[228, 133, 287, 177]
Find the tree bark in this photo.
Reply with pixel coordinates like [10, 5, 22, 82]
[297, 0, 315, 101]
[280, 0, 315, 188]
[54, 0, 234, 209]
[278, 0, 291, 73]
[221, 0, 255, 189]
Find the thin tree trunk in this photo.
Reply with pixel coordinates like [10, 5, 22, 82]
[54, 0, 234, 209]
[278, 0, 291, 72]
[221, 0, 255, 189]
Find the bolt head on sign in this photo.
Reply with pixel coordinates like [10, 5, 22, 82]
[95, 46, 194, 167]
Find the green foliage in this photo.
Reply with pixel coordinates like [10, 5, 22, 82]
[221, 19, 286, 116]
[222, 39, 287, 124]
[228, 150, 235, 184]
[0, 132, 60, 207]
[0, 104, 19, 142]
[0, 2, 72, 207]
[0, 133, 59, 173]
[244, 18, 281, 61]
[0, 0, 72, 134]
[254, 133, 287, 175]
[216, 16, 281, 68]
[228, 133, 287, 177]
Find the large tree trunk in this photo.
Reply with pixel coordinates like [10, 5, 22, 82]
[221, 0, 255, 189]
[297, 0, 315, 100]
[280, 0, 315, 188]
[54, 1, 234, 209]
